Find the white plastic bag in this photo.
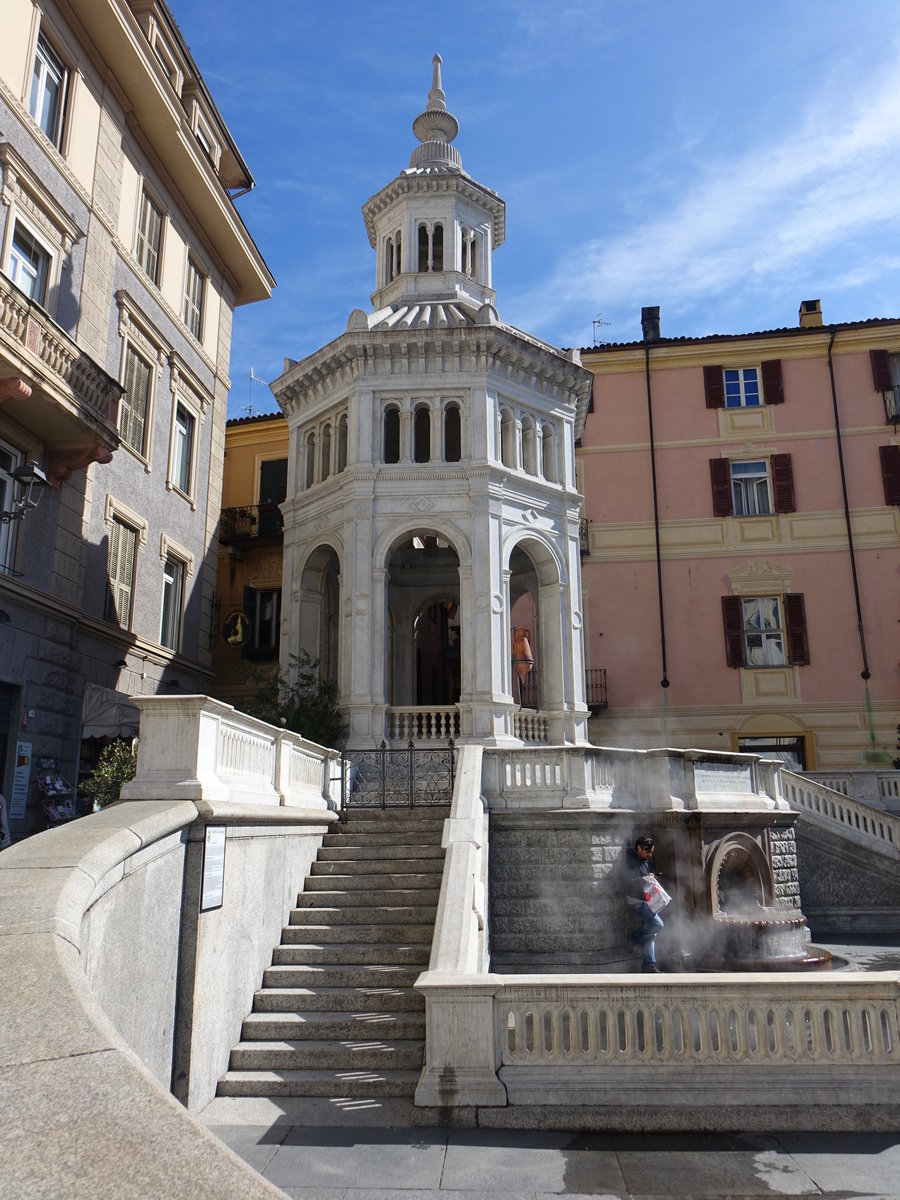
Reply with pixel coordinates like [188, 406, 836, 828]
[643, 873, 671, 913]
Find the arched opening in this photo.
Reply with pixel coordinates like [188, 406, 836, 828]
[521, 417, 537, 476]
[386, 534, 460, 710]
[432, 223, 443, 272]
[508, 538, 566, 716]
[320, 423, 331, 481]
[394, 231, 402, 277]
[444, 404, 461, 462]
[414, 405, 430, 463]
[541, 424, 556, 482]
[500, 408, 515, 468]
[417, 223, 429, 272]
[304, 432, 316, 489]
[298, 545, 341, 685]
[336, 414, 348, 473]
[384, 236, 393, 286]
[384, 405, 400, 463]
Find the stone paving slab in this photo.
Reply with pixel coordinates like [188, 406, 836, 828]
[204, 1121, 900, 1198]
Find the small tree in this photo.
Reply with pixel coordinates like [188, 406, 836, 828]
[79, 739, 137, 809]
[239, 651, 346, 748]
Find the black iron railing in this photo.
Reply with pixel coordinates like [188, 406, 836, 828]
[341, 740, 455, 811]
[579, 517, 590, 556]
[586, 668, 608, 711]
[220, 503, 283, 540]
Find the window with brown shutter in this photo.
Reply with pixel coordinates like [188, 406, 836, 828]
[784, 593, 809, 665]
[871, 349, 892, 392]
[721, 596, 745, 667]
[710, 458, 733, 516]
[880, 445, 900, 505]
[761, 359, 784, 404]
[771, 453, 795, 513]
[704, 365, 725, 409]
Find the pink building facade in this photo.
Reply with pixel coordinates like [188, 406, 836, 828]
[578, 302, 900, 771]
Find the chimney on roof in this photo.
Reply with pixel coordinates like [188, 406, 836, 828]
[799, 299, 822, 328]
[641, 306, 660, 342]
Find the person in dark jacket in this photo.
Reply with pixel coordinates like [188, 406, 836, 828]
[622, 835, 664, 972]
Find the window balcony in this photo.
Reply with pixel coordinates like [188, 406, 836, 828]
[0, 272, 120, 464]
[586, 668, 607, 712]
[219, 502, 283, 541]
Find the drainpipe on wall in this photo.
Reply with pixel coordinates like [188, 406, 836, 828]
[826, 328, 871, 683]
[642, 307, 669, 691]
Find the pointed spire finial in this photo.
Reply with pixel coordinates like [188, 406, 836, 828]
[411, 53, 460, 167]
[428, 54, 447, 112]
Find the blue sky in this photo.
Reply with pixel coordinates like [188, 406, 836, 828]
[169, 1, 900, 418]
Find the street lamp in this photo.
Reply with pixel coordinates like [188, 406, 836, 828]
[1, 462, 49, 524]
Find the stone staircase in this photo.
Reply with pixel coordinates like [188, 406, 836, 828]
[217, 805, 448, 1101]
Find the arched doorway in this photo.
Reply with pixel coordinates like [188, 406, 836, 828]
[414, 599, 460, 706]
[507, 537, 565, 715]
[298, 544, 341, 683]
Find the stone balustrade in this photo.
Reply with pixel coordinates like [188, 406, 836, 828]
[388, 705, 460, 741]
[782, 770, 900, 860]
[513, 708, 551, 743]
[121, 694, 341, 809]
[800, 769, 900, 812]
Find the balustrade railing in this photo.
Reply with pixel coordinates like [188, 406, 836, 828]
[387, 705, 459, 741]
[514, 709, 550, 743]
[220, 503, 283, 540]
[782, 770, 900, 859]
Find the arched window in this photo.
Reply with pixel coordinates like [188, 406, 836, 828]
[320, 423, 331, 481]
[384, 237, 393, 286]
[500, 408, 515, 468]
[462, 229, 478, 279]
[432, 223, 443, 272]
[414, 405, 431, 463]
[444, 404, 461, 462]
[541, 424, 556, 482]
[384, 406, 400, 463]
[522, 417, 536, 476]
[336, 414, 348, 473]
[394, 231, 402, 277]
[305, 432, 316, 488]
[418, 224, 429, 272]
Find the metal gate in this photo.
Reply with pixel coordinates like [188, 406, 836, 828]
[340, 740, 455, 810]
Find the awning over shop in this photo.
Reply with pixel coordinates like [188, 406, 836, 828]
[81, 683, 140, 740]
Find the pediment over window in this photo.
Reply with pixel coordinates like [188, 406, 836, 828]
[726, 557, 792, 595]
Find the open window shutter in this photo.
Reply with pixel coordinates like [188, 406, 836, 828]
[761, 359, 784, 405]
[704, 365, 725, 409]
[721, 596, 745, 667]
[771, 453, 795, 513]
[784, 593, 809, 665]
[709, 458, 733, 516]
[870, 349, 892, 392]
[879, 445, 900, 505]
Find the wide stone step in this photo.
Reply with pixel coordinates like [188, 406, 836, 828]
[230, 1038, 424, 1071]
[253, 986, 424, 1014]
[272, 941, 430, 965]
[262, 963, 421, 989]
[242, 1010, 425, 1041]
[217, 1067, 420, 1098]
[317, 844, 445, 862]
[303, 874, 442, 893]
[323, 830, 443, 848]
[295, 890, 440, 909]
[289, 904, 437, 924]
[283, 920, 435, 943]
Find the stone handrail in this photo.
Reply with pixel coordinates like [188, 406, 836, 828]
[121, 694, 341, 809]
[782, 769, 900, 860]
[800, 769, 900, 810]
[0, 796, 326, 1197]
[387, 705, 460, 741]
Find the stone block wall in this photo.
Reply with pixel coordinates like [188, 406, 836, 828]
[488, 811, 638, 968]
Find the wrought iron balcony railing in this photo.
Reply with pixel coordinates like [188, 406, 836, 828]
[220, 503, 283, 540]
[579, 517, 590, 556]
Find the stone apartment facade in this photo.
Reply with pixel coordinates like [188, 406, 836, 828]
[578, 303, 900, 771]
[0, 0, 272, 834]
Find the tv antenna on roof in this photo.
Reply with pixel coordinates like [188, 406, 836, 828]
[238, 368, 268, 418]
[592, 314, 611, 347]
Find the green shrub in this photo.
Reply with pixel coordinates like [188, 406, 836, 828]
[79, 739, 137, 809]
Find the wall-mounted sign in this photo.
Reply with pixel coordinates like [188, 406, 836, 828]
[223, 610, 250, 647]
[9, 741, 32, 821]
[200, 825, 226, 911]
